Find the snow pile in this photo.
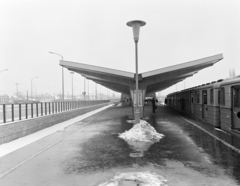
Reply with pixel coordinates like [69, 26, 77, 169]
[119, 120, 164, 143]
[98, 171, 168, 186]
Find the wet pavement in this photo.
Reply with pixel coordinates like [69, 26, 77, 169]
[0, 104, 240, 185]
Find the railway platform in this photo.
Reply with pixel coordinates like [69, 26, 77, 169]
[0, 104, 240, 185]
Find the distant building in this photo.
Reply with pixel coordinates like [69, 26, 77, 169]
[0, 95, 9, 104]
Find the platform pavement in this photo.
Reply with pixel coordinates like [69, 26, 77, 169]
[0, 104, 240, 185]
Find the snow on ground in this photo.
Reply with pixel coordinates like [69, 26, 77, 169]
[98, 171, 168, 186]
[119, 120, 164, 143]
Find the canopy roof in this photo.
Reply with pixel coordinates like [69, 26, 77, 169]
[60, 53, 223, 95]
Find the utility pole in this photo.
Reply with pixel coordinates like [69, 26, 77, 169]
[27, 91, 28, 103]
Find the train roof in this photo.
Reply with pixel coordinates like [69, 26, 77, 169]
[167, 77, 240, 96]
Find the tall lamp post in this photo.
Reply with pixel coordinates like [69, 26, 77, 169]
[84, 77, 86, 100]
[34, 85, 38, 101]
[31, 76, 38, 102]
[127, 20, 146, 124]
[49, 51, 64, 101]
[70, 72, 74, 100]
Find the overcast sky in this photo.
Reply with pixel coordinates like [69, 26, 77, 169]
[1, 0, 239, 97]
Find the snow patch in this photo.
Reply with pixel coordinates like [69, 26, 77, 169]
[98, 171, 168, 186]
[119, 120, 164, 143]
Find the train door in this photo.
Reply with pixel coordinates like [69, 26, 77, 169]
[191, 92, 194, 114]
[232, 87, 240, 128]
[202, 90, 208, 118]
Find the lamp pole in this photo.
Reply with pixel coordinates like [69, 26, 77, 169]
[34, 85, 37, 101]
[88, 80, 89, 100]
[31, 76, 38, 102]
[127, 20, 146, 124]
[49, 51, 64, 101]
[70, 72, 74, 100]
[84, 78, 86, 100]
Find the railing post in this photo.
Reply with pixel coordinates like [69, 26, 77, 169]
[31, 103, 33, 118]
[41, 103, 43, 116]
[3, 104, 6, 123]
[12, 104, 14, 122]
[55, 102, 57, 113]
[45, 102, 47, 115]
[49, 102, 51, 114]
[36, 103, 38, 117]
[19, 104, 21, 120]
[52, 102, 54, 114]
[26, 103, 28, 119]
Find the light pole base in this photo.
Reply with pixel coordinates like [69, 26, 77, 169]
[134, 111, 141, 124]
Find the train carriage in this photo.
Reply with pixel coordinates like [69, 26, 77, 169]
[166, 77, 240, 134]
[218, 78, 240, 132]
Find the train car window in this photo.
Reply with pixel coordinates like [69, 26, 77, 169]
[196, 91, 200, 103]
[210, 89, 214, 104]
[220, 87, 225, 106]
[203, 90, 207, 104]
[233, 89, 240, 107]
[218, 90, 220, 105]
[195, 91, 200, 103]
[194, 91, 197, 103]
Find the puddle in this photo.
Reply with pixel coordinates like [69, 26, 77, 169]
[126, 120, 136, 123]
[129, 152, 143, 158]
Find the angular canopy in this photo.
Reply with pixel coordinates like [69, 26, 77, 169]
[60, 53, 223, 96]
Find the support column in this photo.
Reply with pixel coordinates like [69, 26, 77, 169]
[130, 89, 146, 119]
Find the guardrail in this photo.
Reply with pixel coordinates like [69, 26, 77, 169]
[0, 100, 110, 124]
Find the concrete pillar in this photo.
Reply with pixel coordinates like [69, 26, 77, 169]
[130, 89, 146, 118]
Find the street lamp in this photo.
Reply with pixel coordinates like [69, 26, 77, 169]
[49, 51, 64, 101]
[127, 20, 146, 124]
[15, 83, 20, 100]
[70, 71, 74, 100]
[74, 86, 79, 100]
[34, 85, 37, 100]
[0, 69, 8, 73]
[88, 80, 89, 100]
[31, 76, 38, 102]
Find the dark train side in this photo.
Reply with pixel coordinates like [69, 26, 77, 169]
[165, 78, 240, 133]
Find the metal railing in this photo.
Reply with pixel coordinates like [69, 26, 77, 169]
[0, 100, 109, 124]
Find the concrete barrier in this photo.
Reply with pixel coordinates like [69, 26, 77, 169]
[0, 102, 109, 145]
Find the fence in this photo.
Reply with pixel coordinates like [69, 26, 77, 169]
[0, 100, 110, 124]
